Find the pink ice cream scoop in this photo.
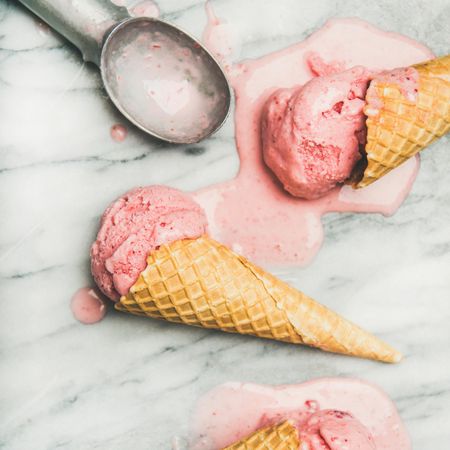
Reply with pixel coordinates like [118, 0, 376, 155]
[299, 409, 376, 450]
[91, 185, 208, 301]
[259, 407, 376, 449]
[261, 66, 372, 199]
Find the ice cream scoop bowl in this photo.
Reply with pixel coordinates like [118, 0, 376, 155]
[19, 0, 231, 144]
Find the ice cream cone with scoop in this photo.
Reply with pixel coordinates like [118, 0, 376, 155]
[221, 411, 378, 450]
[353, 54, 450, 188]
[91, 185, 401, 363]
[262, 54, 450, 198]
[222, 421, 300, 449]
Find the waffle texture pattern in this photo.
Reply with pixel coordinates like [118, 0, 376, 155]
[222, 421, 300, 450]
[116, 236, 401, 362]
[355, 54, 450, 187]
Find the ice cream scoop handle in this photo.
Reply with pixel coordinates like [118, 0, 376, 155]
[18, 0, 130, 65]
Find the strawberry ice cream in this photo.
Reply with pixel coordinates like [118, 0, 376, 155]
[190, 379, 411, 449]
[90, 186, 208, 301]
[299, 410, 376, 449]
[261, 66, 371, 199]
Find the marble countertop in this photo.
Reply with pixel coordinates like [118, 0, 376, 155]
[1, 0, 449, 449]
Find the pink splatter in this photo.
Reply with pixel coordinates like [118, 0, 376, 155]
[71, 287, 106, 324]
[130, 0, 160, 18]
[110, 123, 128, 142]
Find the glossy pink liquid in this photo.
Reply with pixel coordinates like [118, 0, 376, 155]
[129, 0, 160, 19]
[71, 287, 106, 324]
[195, 15, 433, 266]
[202, 2, 235, 72]
[190, 379, 411, 450]
[110, 123, 128, 142]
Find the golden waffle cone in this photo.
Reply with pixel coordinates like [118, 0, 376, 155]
[353, 54, 450, 188]
[115, 236, 401, 362]
[222, 421, 300, 450]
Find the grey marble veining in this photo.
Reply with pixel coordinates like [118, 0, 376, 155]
[1, 0, 449, 449]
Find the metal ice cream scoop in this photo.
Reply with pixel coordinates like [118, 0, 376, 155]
[19, 0, 231, 144]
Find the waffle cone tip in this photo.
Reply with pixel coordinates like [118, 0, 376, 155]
[116, 236, 402, 363]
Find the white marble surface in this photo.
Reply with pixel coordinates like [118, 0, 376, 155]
[1, 1, 449, 449]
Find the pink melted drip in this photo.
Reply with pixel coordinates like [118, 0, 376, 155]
[189, 379, 411, 450]
[129, 0, 160, 18]
[194, 15, 433, 266]
[110, 123, 128, 142]
[202, 2, 236, 72]
[71, 287, 106, 324]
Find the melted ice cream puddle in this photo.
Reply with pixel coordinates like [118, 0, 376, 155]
[193, 14, 434, 265]
[189, 379, 411, 450]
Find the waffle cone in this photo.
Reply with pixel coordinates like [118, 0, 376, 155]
[222, 421, 299, 450]
[352, 54, 450, 188]
[116, 236, 400, 362]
